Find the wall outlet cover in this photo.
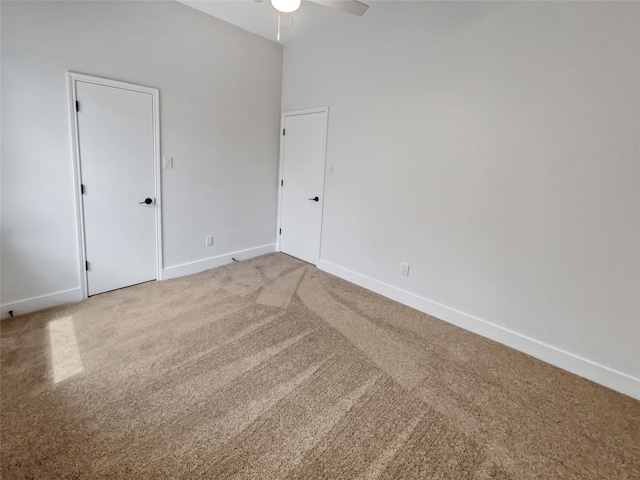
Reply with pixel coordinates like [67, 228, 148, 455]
[400, 262, 410, 276]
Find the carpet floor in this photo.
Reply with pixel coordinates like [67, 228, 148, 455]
[1, 253, 638, 479]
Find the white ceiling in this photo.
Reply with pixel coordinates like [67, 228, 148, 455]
[176, 0, 377, 44]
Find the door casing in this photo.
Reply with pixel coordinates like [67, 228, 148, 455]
[276, 106, 329, 264]
[68, 72, 163, 299]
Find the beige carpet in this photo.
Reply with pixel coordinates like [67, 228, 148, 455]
[1, 253, 638, 479]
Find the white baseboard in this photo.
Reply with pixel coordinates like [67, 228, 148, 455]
[163, 244, 277, 280]
[0, 245, 277, 320]
[317, 259, 640, 401]
[1, 288, 83, 320]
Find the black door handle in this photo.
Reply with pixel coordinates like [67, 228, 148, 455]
[308, 196, 319, 202]
[139, 198, 153, 205]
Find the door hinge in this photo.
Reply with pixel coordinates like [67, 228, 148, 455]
[279, 228, 282, 235]
[76, 101, 80, 112]
[81, 184, 85, 195]
[282, 129, 285, 136]
[281, 180, 283, 187]
[85, 261, 89, 271]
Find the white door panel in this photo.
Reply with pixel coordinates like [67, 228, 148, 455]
[279, 110, 327, 264]
[76, 80, 157, 295]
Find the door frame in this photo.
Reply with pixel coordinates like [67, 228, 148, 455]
[276, 106, 329, 263]
[68, 72, 163, 299]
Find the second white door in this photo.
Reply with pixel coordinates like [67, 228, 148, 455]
[279, 109, 328, 265]
[74, 77, 158, 296]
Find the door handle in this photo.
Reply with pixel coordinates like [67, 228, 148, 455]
[139, 198, 153, 205]
[308, 196, 319, 202]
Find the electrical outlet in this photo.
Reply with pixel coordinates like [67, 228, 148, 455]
[400, 262, 410, 276]
[205, 235, 213, 246]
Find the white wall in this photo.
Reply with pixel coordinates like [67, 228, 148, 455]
[282, 1, 640, 398]
[1, 1, 283, 313]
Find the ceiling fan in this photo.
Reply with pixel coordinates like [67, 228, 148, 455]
[256, 0, 370, 40]
[268, 0, 369, 16]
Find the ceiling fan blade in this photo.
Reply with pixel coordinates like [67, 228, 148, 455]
[308, 0, 369, 16]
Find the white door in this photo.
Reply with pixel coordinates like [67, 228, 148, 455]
[279, 109, 328, 264]
[75, 79, 158, 296]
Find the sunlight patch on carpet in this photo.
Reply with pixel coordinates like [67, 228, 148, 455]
[48, 316, 84, 383]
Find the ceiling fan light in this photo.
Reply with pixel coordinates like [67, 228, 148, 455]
[271, 0, 301, 13]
